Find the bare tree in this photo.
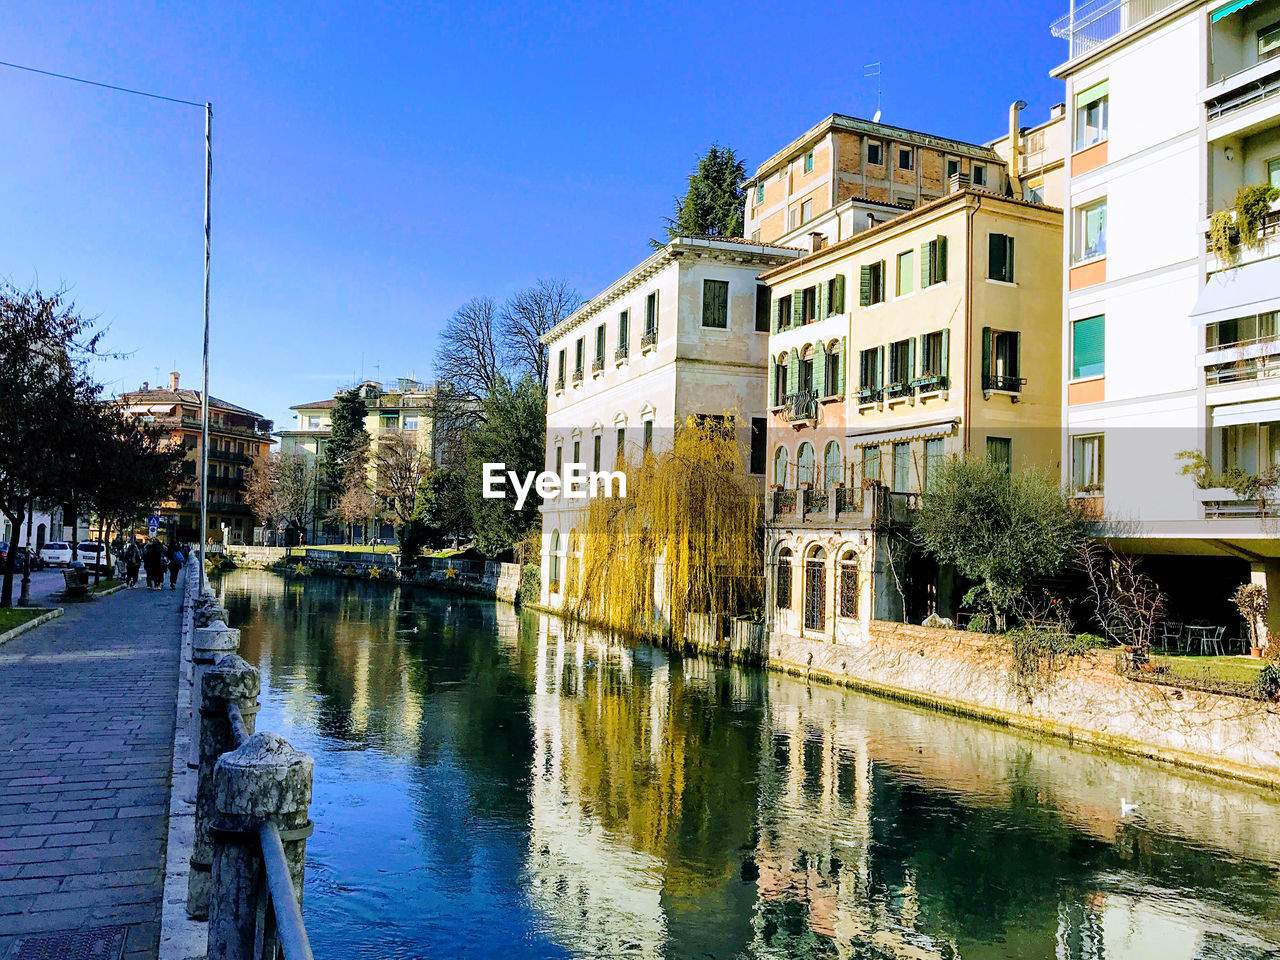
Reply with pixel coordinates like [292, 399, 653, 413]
[435, 296, 503, 402]
[333, 467, 375, 544]
[245, 452, 319, 545]
[372, 432, 434, 560]
[500, 278, 582, 389]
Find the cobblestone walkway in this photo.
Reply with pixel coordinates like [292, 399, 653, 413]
[0, 574, 184, 960]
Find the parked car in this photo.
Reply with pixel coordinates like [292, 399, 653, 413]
[0, 544, 43, 572]
[40, 541, 73, 567]
[76, 541, 107, 571]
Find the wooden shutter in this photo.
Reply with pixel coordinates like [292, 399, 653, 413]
[981, 327, 993, 384]
[907, 338, 916, 384]
[936, 236, 948, 282]
[833, 274, 845, 313]
[1006, 237, 1015, 281]
[814, 342, 827, 397]
[860, 265, 872, 306]
[988, 234, 1004, 281]
[940, 329, 950, 378]
[874, 345, 884, 388]
[755, 285, 771, 332]
[838, 338, 846, 393]
[788, 348, 800, 394]
[816, 282, 826, 320]
[792, 291, 804, 327]
[776, 298, 786, 332]
[1012, 330, 1022, 378]
[920, 242, 932, 288]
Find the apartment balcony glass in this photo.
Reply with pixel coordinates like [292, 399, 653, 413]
[1050, 0, 1179, 59]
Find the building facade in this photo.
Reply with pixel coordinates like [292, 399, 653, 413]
[1052, 0, 1280, 632]
[760, 190, 1063, 643]
[279, 378, 439, 544]
[538, 236, 803, 611]
[118, 372, 274, 544]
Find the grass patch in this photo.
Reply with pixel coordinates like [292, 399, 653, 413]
[1150, 652, 1265, 685]
[91, 578, 122, 594]
[0, 608, 49, 633]
[300, 544, 401, 555]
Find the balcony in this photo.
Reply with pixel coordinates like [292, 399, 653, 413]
[615, 344, 629, 362]
[554, 374, 565, 392]
[1050, 0, 1178, 60]
[856, 386, 883, 406]
[209, 449, 254, 465]
[592, 356, 605, 374]
[910, 374, 950, 395]
[572, 366, 584, 384]
[1205, 351, 1280, 385]
[767, 482, 917, 528]
[983, 374, 1026, 395]
[885, 381, 915, 402]
[641, 329, 658, 350]
[782, 390, 818, 423]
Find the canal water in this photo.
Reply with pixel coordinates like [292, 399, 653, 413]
[217, 570, 1280, 960]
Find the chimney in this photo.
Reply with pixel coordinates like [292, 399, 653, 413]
[142, 381, 149, 391]
[169, 371, 180, 391]
[1007, 100, 1028, 200]
[808, 231, 827, 253]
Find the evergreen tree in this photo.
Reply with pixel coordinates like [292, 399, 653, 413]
[658, 144, 747, 245]
[465, 376, 547, 557]
[321, 389, 369, 488]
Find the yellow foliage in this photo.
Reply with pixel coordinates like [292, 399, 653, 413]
[571, 416, 761, 648]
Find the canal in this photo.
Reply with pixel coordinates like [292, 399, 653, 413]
[217, 569, 1280, 960]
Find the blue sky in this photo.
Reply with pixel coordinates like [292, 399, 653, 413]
[0, 1, 1066, 433]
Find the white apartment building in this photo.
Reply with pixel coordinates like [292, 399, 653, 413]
[538, 236, 802, 610]
[1053, 0, 1280, 633]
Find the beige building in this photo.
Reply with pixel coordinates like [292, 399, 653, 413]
[759, 190, 1063, 639]
[988, 100, 1070, 208]
[279, 378, 438, 544]
[538, 236, 802, 610]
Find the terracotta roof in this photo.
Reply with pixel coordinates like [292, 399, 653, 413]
[118, 388, 267, 420]
[290, 399, 338, 411]
[681, 234, 804, 252]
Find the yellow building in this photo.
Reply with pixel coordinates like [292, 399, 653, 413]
[758, 189, 1063, 635]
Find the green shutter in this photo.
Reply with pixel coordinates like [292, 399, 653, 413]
[1075, 79, 1109, 108]
[1072, 315, 1105, 379]
[874, 345, 884, 389]
[920, 242, 931, 288]
[936, 236, 948, 282]
[860, 265, 872, 306]
[1006, 237, 1015, 281]
[814, 342, 827, 397]
[788, 347, 800, 394]
[833, 274, 846, 313]
[838, 338, 846, 393]
[907, 338, 917, 384]
[1012, 330, 1022, 379]
[989, 234, 1004, 281]
[816, 282, 826, 321]
[940, 329, 950, 378]
[792, 291, 804, 326]
[775, 299, 786, 332]
[981, 327, 993, 384]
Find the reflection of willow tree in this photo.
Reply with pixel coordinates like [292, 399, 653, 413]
[572, 417, 761, 647]
[564, 660, 764, 901]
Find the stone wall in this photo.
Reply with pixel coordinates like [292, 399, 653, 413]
[769, 620, 1280, 787]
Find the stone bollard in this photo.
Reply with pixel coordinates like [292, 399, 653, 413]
[188, 654, 259, 920]
[208, 732, 314, 960]
[190, 621, 240, 767]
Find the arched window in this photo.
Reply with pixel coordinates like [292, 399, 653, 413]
[823, 441, 842, 488]
[804, 546, 827, 631]
[799, 346, 815, 393]
[566, 530, 580, 597]
[774, 355, 788, 406]
[774, 446, 790, 487]
[825, 340, 843, 396]
[839, 550, 859, 618]
[797, 442, 815, 486]
[776, 547, 793, 609]
[548, 530, 561, 592]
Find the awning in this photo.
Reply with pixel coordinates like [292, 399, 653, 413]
[1189, 257, 1280, 326]
[848, 418, 960, 446]
[1211, 398, 1280, 426]
[1211, 0, 1262, 22]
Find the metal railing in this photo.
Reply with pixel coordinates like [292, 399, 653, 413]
[554, 374, 565, 392]
[641, 328, 658, 349]
[615, 343, 629, 361]
[856, 386, 883, 404]
[911, 374, 949, 393]
[572, 366, 584, 383]
[1207, 67, 1280, 122]
[591, 356, 605, 373]
[983, 374, 1026, 393]
[1050, 0, 1177, 59]
[885, 381, 914, 400]
[806, 491, 830, 514]
[1205, 355, 1280, 385]
[1204, 498, 1280, 519]
[782, 389, 817, 422]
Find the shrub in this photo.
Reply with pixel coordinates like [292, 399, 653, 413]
[1255, 662, 1280, 700]
[517, 562, 540, 607]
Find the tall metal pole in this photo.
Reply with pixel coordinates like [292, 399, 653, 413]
[199, 102, 212, 581]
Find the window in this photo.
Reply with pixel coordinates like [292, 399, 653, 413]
[643, 420, 653, 452]
[1219, 421, 1280, 474]
[898, 147, 913, 171]
[572, 440, 580, 466]
[1072, 315, 1105, 379]
[645, 291, 659, 335]
[922, 235, 948, 287]
[892, 442, 911, 492]
[803, 546, 826, 632]
[838, 551, 858, 618]
[1026, 183, 1045, 204]
[987, 437, 1012, 472]
[380, 413, 398, 431]
[859, 261, 886, 305]
[797, 443, 815, 486]
[1072, 434, 1105, 493]
[862, 445, 880, 483]
[592, 435, 602, 472]
[1074, 80, 1109, 150]
[801, 199, 814, 225]
[557, 349, 566, 385]
[305, 416, 321, 430]
[617, 427, 626, 459]
[946, 158, 960, 180]
[1073, 199, 1107, 262]
[701, 279, 729, 329]
[889, 339, 914, 387]
[755, 184, 765, 204]
[824, 341, 842, 395]
[776, 548, 793, 609]
[774, 356, 788, 406]
[823, 441, 842, 488]
[1269, 158, 1280, 190]
[775, 293, 792, 331]
[774, 446, 789, 486]
[988, 233, 1015, 282]
[618, 309, 630, 353]
[595, 324, 606, 365]
[1207, 311, 1279, 349]
[751, 229, 760, 242]
[555, 445, 563, 476]
[973, 164, 988, 186]
[924, 438, 945, 489]
[548, 530, 561, 591]
[859, 347, 883, 397]
[750, 417, 767, 475]
[402, 415, 419, 431]
[803, 151, 814, 174]
[755, 285, 771, 332]
[919, 330, 949, 379]
[799, 349, 814, 393]
[574, 338, 585, 378]
[867, 141, 882, 165]
[801, 285, 817, 323]
[896, 250, 915, 296]
[983, 328, 1022, 391]
[825, 275, 845, 315]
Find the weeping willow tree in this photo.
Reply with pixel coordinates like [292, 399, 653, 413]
[571, 416, 761, 648]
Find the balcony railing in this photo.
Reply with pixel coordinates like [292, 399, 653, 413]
[1206, 354, 1280, 385]
[554, 374, 565, 392]
[885, 381, 914, 400]
[911, 374, 949, 393]
[983, 374, 1026, 393]
[1050, 0, 1177, 59]
[641, 328, 658, 349]
[592, 356, 605, 373]
[783, 390, 818, 422]
[1207, 67, 1280, 123]
[1205, 209, 1280, 256]
[615, 343, 629, 362]
[806, 491, 830, 515]
[774, 490, 798, 515]
[572, 366, 584, 383]
[1204, 498, 1280, 519]
[856, 386, 883, 404]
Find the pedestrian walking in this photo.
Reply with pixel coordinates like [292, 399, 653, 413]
[143, 539, 164, 589]
[168, 543, 183, 590]
[124, 540, 141, 588]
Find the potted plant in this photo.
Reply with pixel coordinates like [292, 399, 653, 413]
[1234, 582, 1270, 658]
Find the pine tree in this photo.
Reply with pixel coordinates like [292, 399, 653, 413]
[321, 389, 369, 489]
[659, 145, 747, 245]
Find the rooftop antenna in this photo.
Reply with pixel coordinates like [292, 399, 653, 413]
[865, 62, 882, 123]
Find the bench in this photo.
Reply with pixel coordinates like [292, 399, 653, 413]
[62, 569, 89, 600]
